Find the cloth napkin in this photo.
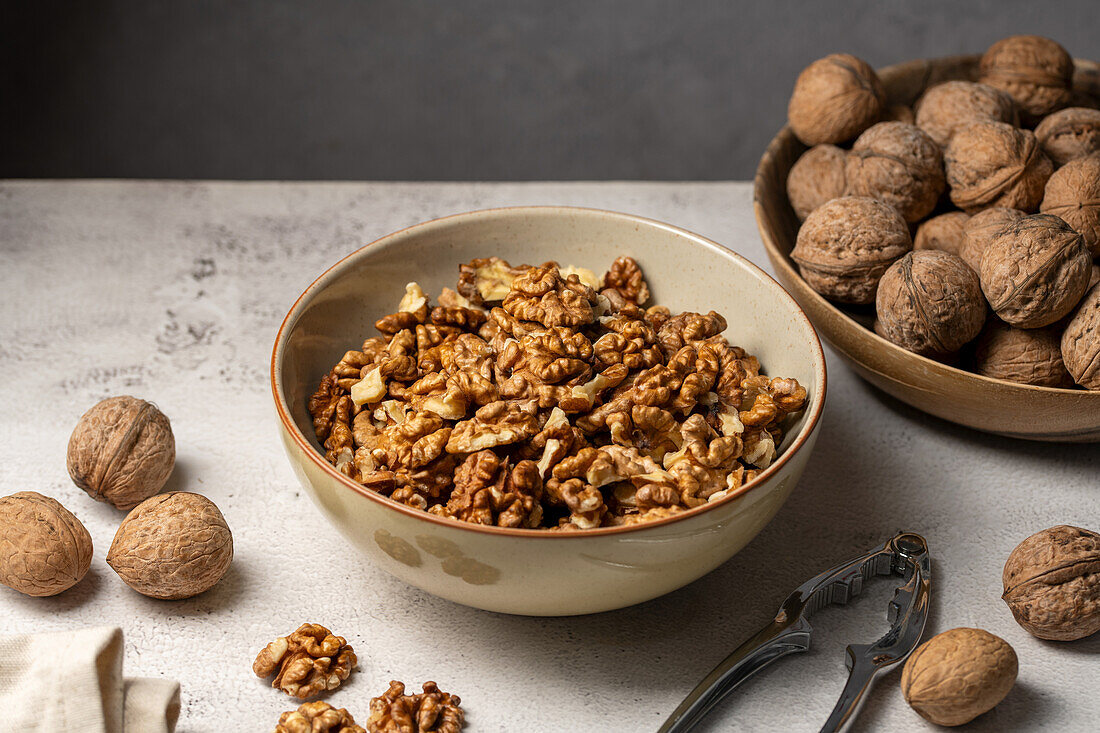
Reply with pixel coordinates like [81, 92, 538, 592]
[0, 626, 179, 733]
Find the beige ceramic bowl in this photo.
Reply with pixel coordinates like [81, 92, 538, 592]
[756, 55, 1100, 442]
[272, 207, 826, 615]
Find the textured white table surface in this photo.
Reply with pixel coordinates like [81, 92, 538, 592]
[1, 180, 1098, 733]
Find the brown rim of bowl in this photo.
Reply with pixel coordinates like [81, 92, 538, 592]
[753, 57, 1100, 399]
[272, 205, 827, 538]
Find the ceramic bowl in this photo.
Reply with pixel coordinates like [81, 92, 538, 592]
[272, 206, 826, 615]
[755, 55, 1100, 442]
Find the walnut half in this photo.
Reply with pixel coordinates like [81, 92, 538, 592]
[254, 623, 357, 699]
[367, 681, 464, 733]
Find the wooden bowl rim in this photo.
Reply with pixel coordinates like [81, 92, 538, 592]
[754, 54, 1100, 400]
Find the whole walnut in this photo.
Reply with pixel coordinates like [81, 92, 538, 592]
[1062, 283, 1100, 389]
[979, 35, 1074, 124]
[1035, 108, 1100, 167]
[901, 628, 1017, 727]
[787, 54, 886, 146]
[959, 207, 1025, 272]
[67, 396, 176, 510]
[972, 321, 1074, 387]
[945, 121, 1053, 213]
[786, 144, 847, 220]
[915, 81, 1019, 148]
[0, 492, 92, 597]
[1041, 154, 1100, 256]
[979, 213, 1091, 328]
[791, 196, 912, 305]
[107, 492, 233, 600]
[845, 122, 946, 223]
[876, 251, 986, 358]
[914, 211, 970, 256]
[1002, 525, 1100, 641]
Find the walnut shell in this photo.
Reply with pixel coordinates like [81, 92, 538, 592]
[1035, 108, 1100, 167]
[876, 250, 986, 357]
[914, 211, 970, 256]
[945, 121, 1053, 213]
[107, 492, 232, 600]
[979, 213, 1091, 328]
[883, 104, 915, 125]
[973, 321, 1074, 387]
[787, 54, 886, 146]
[901, 628, 1017, 727]
[1062, 283, 1100, 389]
[67, 396, 175, 510]
[979, 35, 1074, 124]
[845, 122, 946, 223]
[0, 492, 92, 597]
[915, 81, 1019, 148]
[1002, 525, 1100, 641]
[959, 207, 1026, 272]
[791, 196, 912, 305]
[786, 144, 847, 220]
[1041, 154, 1100, 256]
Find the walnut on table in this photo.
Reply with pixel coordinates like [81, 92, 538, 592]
[254, 623, 357, 699]
[367, 681, 464, 733]
[275, 702, 366, 733]
[307, 256, 807, 530]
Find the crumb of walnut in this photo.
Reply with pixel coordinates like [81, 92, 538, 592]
[367, 681, 464, 733]
[254, 623, 357, 700]
[275, 702, 366, 733]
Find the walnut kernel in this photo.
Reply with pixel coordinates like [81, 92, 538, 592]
[979, 35, 1074, 124]
[66, 395, 175, 510]
[845, 121, 945, 223]
[107, 491, 233, 599]
[979, 213, 1091, 328]
[915, 81, 1018, 148]
[367, 680, 464, 733]
[1041, 154, 1100, 256]
[1002, 525, 1100, 641]
[786, 144, 847, 220]
[255, 623, 357, 699]
[0, 491, 92, 597]
[791, 196, 912, 304]
[901, 628, 1017, 727]
[944, 121, 1053, 213]
[876, 251, 986, 358]
[275, 702, 365, 733]
[1035, 107, 1100, 167]
[914, 211, 970, 256]
[787, 54, 885, 146]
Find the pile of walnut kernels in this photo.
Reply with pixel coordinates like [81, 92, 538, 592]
[785, 35, 1100, 389]
[308, 256, 807, 530]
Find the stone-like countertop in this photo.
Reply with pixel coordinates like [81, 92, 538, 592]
[1, 181, 1097, 732]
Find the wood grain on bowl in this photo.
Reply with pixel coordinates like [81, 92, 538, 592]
[755, 55, 1100, 442]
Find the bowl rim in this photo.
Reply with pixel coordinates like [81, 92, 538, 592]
[753, 56, 1100, 400]
[272, 205, 827, 538]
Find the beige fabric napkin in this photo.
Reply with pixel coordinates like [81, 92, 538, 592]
[0, 626, 179, 733]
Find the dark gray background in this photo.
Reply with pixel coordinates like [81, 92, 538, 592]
[3, 0, 1097, 180]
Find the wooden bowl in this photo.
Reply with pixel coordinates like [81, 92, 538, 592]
[755, 54, 1100, 442]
